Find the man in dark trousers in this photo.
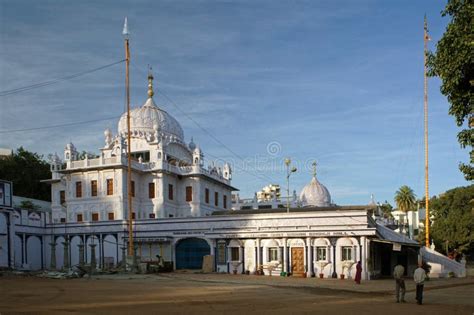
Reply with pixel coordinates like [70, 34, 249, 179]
[414, 263, 427, 305]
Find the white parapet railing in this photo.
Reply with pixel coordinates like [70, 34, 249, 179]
[65, 156, 231, 185]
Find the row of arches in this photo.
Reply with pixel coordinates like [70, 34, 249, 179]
[12, 234, 122, 270]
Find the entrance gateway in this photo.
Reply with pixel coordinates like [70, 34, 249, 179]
[175, 238, 210, 269]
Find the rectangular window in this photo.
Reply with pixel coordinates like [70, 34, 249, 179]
[186, 186, 193, 202]
[108, 212, 115, 220]
[60, 218, 66, 223]
[214, 192, 219, 207]
[223, 195, 227, 209]
[341, 246, 352, 261]
[168, 184, 174, 200]
[75, 182, 82, 198]
[90, 180, 97, 197]
[92, 213, 99, 221]
[132, 212, 136, 220]
[316, 247, 327, 261]
[77, 214, 83, 222]
[106, 179, 113, 195]
[131, 181, 135, 197]
[148, 182, 155, 199]
[59, 190, 65, 204]
[231, 247, 239, 261]
[149, 213, 155, 219]
[268, 247, 278, 261]
[205, 188, 209, 204]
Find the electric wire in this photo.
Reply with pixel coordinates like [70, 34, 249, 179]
[0, 59, 125, 97]
[0, 116, 120, 134]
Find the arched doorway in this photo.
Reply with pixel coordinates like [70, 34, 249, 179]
[175, 238, 210, 270]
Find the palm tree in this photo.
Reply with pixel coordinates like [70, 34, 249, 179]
[394, 185, 416, 212]
[394, 185, 416, 234]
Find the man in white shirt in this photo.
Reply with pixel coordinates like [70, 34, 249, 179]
[393, 263, 405, 303]
[413, 263, 427, 305]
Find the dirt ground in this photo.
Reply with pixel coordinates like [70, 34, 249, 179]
[0, 274, 473, 315]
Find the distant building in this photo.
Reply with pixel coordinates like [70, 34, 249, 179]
[232, 171, 333, 210]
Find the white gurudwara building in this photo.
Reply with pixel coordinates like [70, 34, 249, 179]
[48, 73, 235, 224]
[0, 20, 467, 279]
[0, 74, 428, 279]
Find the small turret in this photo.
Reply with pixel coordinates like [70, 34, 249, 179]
[64, 142, 78, 162]
[192, 145, 203, 166]
[223, 162, 232, 180]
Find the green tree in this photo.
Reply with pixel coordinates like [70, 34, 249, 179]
[379, 201, 394, 219]
[430, 185, 474, 255]
[427, 0, 473, 180]
[394, 185, 417, 212]
[0, 147, 51, 201]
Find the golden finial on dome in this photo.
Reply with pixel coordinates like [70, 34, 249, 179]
[147, 65, 154, 98]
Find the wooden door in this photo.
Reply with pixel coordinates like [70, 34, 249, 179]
[291, 247, 305, 276]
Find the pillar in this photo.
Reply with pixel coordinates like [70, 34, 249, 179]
[361, 236, 367, 280]
[331, 238, 337, 278]
[89, 243, 97, 271]
[62, 238, 70, 270]
[120, 246, 127, 270]
[78, 243, 85, 267]
[306, 237, 313, 277]
[256, 238, 261, 273]
[49, 241, 57, 270]
[21, 233, 26, 266]
[210, 240, 215, 257]
[283, 238, 288, 274]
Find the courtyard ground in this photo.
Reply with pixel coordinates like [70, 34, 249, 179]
[0, 273, 473, 315]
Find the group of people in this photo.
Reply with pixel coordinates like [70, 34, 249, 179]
[394, 262, 427, 305]
[352, 261, 428, 305]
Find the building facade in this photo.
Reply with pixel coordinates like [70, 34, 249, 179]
[1, 72, 437, 280]
[44, 74, 235, 225]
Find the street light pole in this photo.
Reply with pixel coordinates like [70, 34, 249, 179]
[285, 158, 297, 213]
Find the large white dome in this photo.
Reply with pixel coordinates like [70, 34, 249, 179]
[117, 96, 184, 141]
[299, 176, 331, 207]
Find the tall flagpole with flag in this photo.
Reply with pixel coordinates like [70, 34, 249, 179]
[423, 15, 431, 247]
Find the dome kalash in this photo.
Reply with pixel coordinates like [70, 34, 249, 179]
[117, 73, 184, 143]
[299, 163, 332, 207]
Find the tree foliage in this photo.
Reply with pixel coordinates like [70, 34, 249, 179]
[427, 0, 473, 180]
[430, 185, 474, 255]
[394, 185, 416, 212]
[0, 147, 51, 201]
[379, 201, 394, 218]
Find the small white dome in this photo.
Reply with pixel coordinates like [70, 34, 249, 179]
[65, 142, 75, 150]
[117, 97, 184, 141]
[299, 176, 331, 207]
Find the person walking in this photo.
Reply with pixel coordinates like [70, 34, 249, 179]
[354, 261, 362, 284]
[414, 263, 427, 305]
[393, 263, 406, 303]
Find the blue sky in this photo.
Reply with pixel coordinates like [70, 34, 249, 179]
[0, 0, 469, 205]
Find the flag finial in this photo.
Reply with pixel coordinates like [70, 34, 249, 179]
[147, 65, 154, 98]
[122, 17, 130, 39]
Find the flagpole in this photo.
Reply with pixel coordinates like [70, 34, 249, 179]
[123, 17, 134, 257]
[423, 15, 430, 248]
